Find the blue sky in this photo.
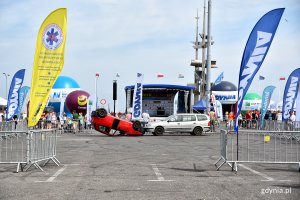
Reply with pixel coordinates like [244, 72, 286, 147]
[0, 0, 299, 111]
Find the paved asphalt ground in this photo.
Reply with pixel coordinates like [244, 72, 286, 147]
[0, 130, 299, 200]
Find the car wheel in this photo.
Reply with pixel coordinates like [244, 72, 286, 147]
[132, 120, 142, 131]
[193, 126, 203, 136]
[190, 132, 196, 136]
[154, 126, 164, 136]
[97, 108, 107, 118]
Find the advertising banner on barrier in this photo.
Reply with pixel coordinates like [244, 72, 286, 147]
[17, 86, 30, 118]
[28, 8, 67, 127]
[282, 68, 300, 121]
[260, 85, 276, 128]
[132, 73, 144, 119]
[235, 8, 284, 132]
[6, 69, 26, 121]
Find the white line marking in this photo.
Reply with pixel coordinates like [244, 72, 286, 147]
[239, 164, 274, 181]
[151, 164, 164, 181]
[148, 164, 174, 182]
[45, 166, 67, 182]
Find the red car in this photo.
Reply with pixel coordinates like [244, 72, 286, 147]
[91, 108, 144, 136]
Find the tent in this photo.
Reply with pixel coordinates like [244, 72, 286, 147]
[193, 99, 223, 120]
[0, 97, 7, 106]
[193, 99, 209, 111]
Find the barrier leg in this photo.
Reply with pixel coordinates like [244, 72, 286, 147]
[16, 163, 23, 173]
[215, 157, 226, 171]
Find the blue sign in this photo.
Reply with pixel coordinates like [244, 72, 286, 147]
[260, 86, 275, 128]
[17, 86, 30, 117]
[6, 69, 26, 121]
[282, 68, 300, 121]
[235, 8, 284, 132]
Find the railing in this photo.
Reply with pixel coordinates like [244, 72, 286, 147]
[219, 119, 300, 132]
[0, 131, 28, 172]
[0, 129, 60, 172]
[215, 129, 300, 172]
[25, 129, 60, 172]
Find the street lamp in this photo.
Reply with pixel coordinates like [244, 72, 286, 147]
[2, 73, 10, 99]
[95, 73, 100, 109]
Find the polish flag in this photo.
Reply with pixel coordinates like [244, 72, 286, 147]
[279, 77, 285, 80]
[157, 73, 164, 78]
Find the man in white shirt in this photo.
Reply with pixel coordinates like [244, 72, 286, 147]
[288, 111, 296, 130]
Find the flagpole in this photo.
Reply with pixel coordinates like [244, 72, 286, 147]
[278, 78, 281, 106]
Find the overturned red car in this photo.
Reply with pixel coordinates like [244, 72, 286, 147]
[91, 108, 144, 136]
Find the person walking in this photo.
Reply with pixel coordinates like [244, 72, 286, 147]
[209, 109, 216, 132]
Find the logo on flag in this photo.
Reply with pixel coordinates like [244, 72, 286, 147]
[132, 73, 144, 119]
[42, 24, 64, 50]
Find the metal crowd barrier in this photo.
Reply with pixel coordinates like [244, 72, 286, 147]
[215, 129, 300, 172]
[0, 129, 60, 172]
[220, 119, 300, 132]
[25, 129, 60, 172]
[0, 131, 28, 172]
[0, 121, 28, 132]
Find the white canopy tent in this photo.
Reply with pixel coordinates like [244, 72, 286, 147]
[0, 97, 7, 106]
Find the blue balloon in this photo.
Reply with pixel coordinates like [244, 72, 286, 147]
[52, 76, 80, 89]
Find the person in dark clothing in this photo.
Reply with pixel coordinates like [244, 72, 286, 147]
[13, 115, 18, 130]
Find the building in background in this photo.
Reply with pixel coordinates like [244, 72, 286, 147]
[125, 84, 194, 117]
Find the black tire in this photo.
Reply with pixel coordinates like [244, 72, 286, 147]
[132, 120, 142, 131]
[153, 126, 164, 136]
[193, 126, 203, 136]
[97, 108, 107, 118]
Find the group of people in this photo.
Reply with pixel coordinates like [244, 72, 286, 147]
[36, 110, 89, 132]
[208, 108, 297, 131]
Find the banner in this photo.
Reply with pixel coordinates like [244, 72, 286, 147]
[6, 69, 26, 121]
[214, 72, 224, 85]
[282, 68, 300, 121]
[296, 87, 300, 127]
[17, 86, 30, 117]
[259, 86, 276, 128]
[211, 94, 218, 119]
[235, 8, 284, 131]
[173, 91, 179, 115]
[28, 8, 67, 127]
[132, 73, 144, 119]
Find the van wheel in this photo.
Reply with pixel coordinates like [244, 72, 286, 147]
[193, 126, 203, 136]
[154, 126, 164, 136]
[97, 108, 107, 118]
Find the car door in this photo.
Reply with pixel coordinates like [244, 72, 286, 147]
[179, 115, 197, 132]
[164, 115, 182, 132]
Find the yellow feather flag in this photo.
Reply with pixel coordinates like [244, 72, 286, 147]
[28, 8, 67, 127]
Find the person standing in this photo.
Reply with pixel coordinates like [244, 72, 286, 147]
[72, 110, 79, 132]
[79, 112, 84, 131]
[209, 109, 216, 132]
[224, 111, 229, 128]
[228, 111, 234, 130]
